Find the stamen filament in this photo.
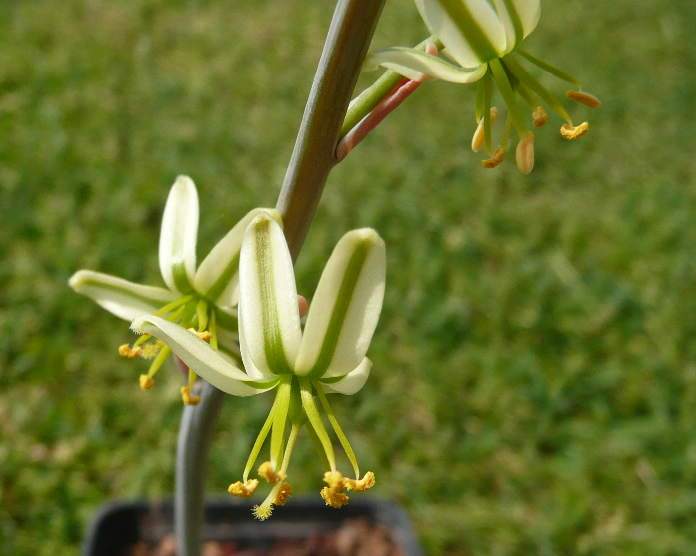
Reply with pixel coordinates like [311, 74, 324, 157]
[133, 334, 152, 347]
[489, 59, 527, 136]
[481, 71, 494, 153]
[505, 57, 573, 124]
[209, 311, 218, 350]
[154, 295, 193, 317]
[316, 385, 360, 479]
[279, 423, 301, 476]
[516, 49, 580, 85]
[300, 379, 336, 472]
[139, 345, 171, 390]
[242, 400, 277, 482]
[196, 299, 209, 331]
[271, 379, 292, 467]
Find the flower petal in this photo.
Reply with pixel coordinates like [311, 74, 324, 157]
[69, 270, 175, 321]
[295, 229, 385, 378]
[239, 214, 302, 376]
[415, 0, 506, 67]
[238, 309, 276, 381]
[493, 0, 541, 52]
[194, 208, 281, 307]
[131, 315, 275, 396]
[320, 358, 372, 395]
[370, 47, 488, 83]
[159, 175, 199, 293]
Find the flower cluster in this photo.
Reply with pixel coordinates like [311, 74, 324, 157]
[132, 213, 385, 518]
[370, 0, 600, 173]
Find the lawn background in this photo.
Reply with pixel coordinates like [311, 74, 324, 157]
[2, 1, 696, 554]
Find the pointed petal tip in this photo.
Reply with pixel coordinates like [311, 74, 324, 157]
[68, 270, 87, 290]
[349, 228, 383, 246]
[173, 174, 195, 189]
[249, 211, 276, 228]
[130, 316, 148, 334]
[341, 228, 385, 253]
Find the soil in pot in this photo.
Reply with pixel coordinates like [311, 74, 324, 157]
[128, 518, 404, 556]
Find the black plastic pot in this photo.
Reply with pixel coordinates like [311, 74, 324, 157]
[84, 497, 422, 555]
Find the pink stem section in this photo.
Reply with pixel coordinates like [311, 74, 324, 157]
[335, 77, 422, 162]
[336, 42, 438, 162]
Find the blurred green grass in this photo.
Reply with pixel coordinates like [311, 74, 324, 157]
[2, 0, 696, 554]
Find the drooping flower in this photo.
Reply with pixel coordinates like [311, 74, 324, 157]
[132, 213, 385, 519]
[69, 175, 279, 404]
[369, 0, 600, 173]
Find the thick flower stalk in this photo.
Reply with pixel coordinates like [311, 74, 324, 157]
[69, 175, 279, 405]
[369, 0, 601, 173]
[132, 213, 385, 520]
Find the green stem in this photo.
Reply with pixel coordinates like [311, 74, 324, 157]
[277, 0, 386, 260]
[175, 382, 224, 556]
[175, 1, 385, 554]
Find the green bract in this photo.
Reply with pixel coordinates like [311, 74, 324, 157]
[69, 175, 279, 403]
[132, 214, 386, 519]
[369, 0, 600, 173]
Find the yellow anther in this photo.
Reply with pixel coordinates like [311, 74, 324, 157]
[323, 470, 346, 490]
[228, 479, 259, 498]
[515, 132, 535, 175]
[345, 471, 376, 492]
[320, 486, 350, 509]
[258, 461, 286, 484]
[481, 147, 506, 169]
[119, 344, 142, 359]
[252, 503, 274, 521]
[471, 107, 498, 152]
[560, 122, 590, 141]
[140, 342, 162, 360]
[139, 374, 155, 390]
[180, 386, 200, 406]
[274, 482, 292, 507]
[187, 328, 211, 343]
[566, 90, 602, 109]
[532, 106, 548, 128]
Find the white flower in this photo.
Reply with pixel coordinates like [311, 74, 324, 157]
[132, 213, 386, 519]
[369, 0, 600, 173]
[69, 175, 279, 403]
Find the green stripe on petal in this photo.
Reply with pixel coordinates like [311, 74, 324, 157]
[295, 229, 385, 379]
[416, 0, 506, 67]
[370, 47, 487, 83]
[69, 270, 175, 321]
[194, 208, 282, 306]
[239, 215, 302, 376]
[159, 176, 199, 293]
[131, 315, 274, 396]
